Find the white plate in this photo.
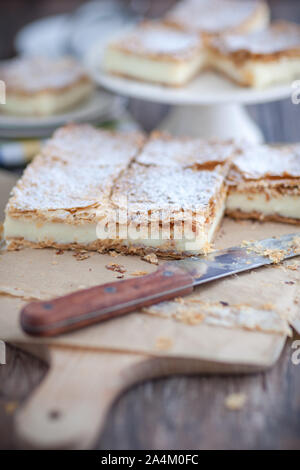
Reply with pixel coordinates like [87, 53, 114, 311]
[15, 4, 138, 59]
[15, 14, 72, 57]
[0, 90, 123, 138]
[86, 41, 292, 106]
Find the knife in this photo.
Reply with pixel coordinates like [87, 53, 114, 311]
[20, 233, 300, 337]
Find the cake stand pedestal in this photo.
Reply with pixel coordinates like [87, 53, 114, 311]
[159, 103, 264, 142]
[86, 47, 291, 144]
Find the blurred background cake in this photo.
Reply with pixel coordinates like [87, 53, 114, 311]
[0, 56, 94, 116]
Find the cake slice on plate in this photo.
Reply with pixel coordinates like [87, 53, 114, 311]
[103, 22, 205, 87]
[226, 143, 300, 224]
[164, 0, 269, 37]
[209, 21, 300, 88]
[0, 56, 94, 116]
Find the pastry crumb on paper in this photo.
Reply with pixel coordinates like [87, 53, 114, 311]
[174, 310, 205, 326]
[73, 251, 91, 261]
[105, 263, 127, 274]
[155, 336, 173, 351]
[261, 303, 274, 311]
[130, 271, 149, 277]
[244, 242, 286, 264]
[285, 263, 299, 271]
[290, 236, 300, 254]
[144, 299, 293, 336]
[241, 237, 300, 265]
[142, 253, 159, 265]
[0, 285, 47, 301]
[225, 393, 247, 411]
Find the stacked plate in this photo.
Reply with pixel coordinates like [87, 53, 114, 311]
[0, 0, 136, 147]
[0, 0, 143, 167]
[0, 90, 124, 139]
[15, 0, 139, 59]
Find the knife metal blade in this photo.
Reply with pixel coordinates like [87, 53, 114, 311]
[21, 232, 300, 337]
[175, 232, 300, 285]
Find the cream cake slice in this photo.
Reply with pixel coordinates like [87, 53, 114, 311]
[4, 125, 145, 250]
[103, 22, 205, 87]
[0, 56, 94, 116]
[209, 21, 300, 88]
[4, 124, 229, 257]
[164, 0, 269, 37]
[226, 144, 300, 224]
[107, 163, 228, 257]
[136, 131, 237, 171]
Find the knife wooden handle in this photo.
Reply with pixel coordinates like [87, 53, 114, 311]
[20, 263, 194, 337]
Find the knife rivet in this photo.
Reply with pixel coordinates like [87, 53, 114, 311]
[105, 286, 117, 293]
[163, 271, 174, 277]
[43, 303, 53, 310]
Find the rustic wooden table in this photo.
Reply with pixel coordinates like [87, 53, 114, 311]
[1, 0, 300, 450]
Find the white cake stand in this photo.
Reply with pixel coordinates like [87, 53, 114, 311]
[86, 43, 292, 143]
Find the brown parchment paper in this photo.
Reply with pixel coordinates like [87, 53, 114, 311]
[0, 171, 299, 367]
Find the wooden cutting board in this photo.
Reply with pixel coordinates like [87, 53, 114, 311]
[0, 171, 298, 449]
[15, 343, 285, 450]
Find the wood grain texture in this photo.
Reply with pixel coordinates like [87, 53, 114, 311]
[1, 336, 300, 450]
[14, 348, 146, 449]
[98, 335, 300, 450]
[1, 0, 300, 450]
[15, 347, 274, 450]
[0, 344, 48, 450]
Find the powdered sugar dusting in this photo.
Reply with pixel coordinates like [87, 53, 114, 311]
[232, 144, 300, 180]
[46, 124, 144, 167]
[7, 124, 144, 212]
[111, 163, 224, 214]
[6, 124, 227, 228]
[11, 157, 117, 211]
[0, 57, 89, 93]
[137, 132, 235, 168]
[214, 21, 300, 55]
[166, 0, 261, 33]
[113, 22, 201, 58]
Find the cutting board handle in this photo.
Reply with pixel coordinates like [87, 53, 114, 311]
[15, 348, 146, 450]
[20, 263, 194, 337]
